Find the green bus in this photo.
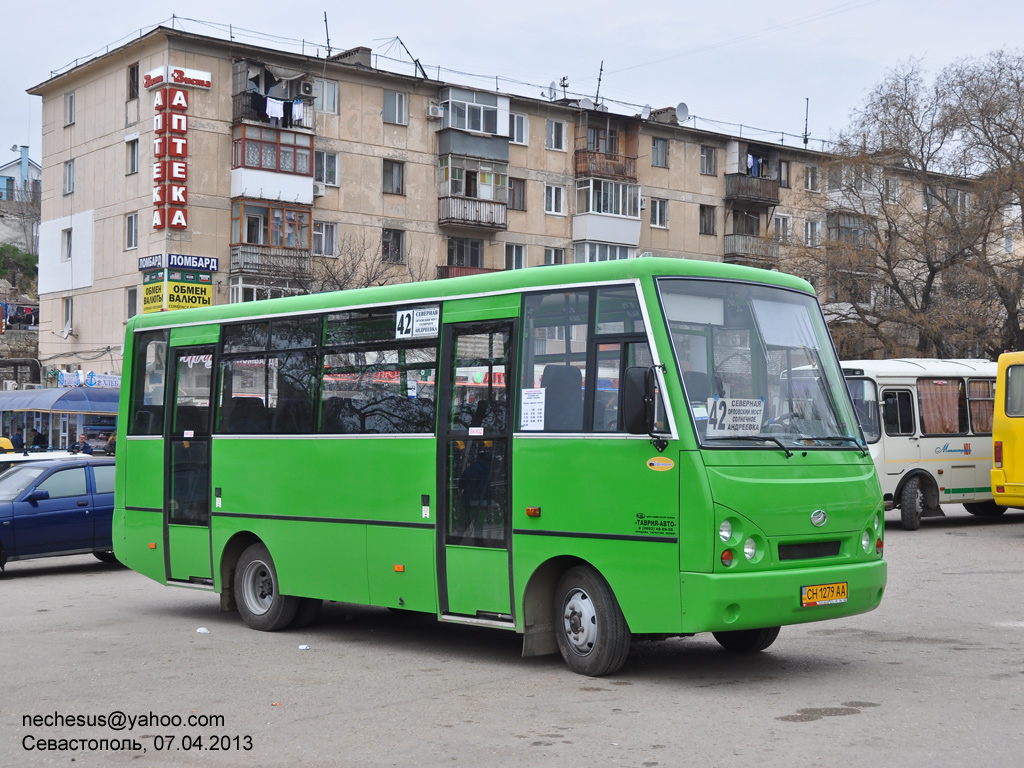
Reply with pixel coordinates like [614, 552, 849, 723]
[113, 257, 886, 676]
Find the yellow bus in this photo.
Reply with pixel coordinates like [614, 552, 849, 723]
[992, 351, 1024, 507]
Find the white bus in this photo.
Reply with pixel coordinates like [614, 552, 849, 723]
[842, 359, 1001, 530]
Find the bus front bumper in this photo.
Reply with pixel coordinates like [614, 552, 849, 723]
[679, 560, 887, 634]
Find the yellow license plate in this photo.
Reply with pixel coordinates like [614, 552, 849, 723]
[801, 581, 848, 607]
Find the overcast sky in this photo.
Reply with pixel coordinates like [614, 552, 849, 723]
[3, 0, 1021, 167]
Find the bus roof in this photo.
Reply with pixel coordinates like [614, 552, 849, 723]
[128, 257, 814, 333]
[842, 358, 997, 378]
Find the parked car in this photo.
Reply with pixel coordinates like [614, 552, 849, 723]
[0, 457, 116, 569]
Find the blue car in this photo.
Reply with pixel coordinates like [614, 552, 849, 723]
[0, 457, 116, 569]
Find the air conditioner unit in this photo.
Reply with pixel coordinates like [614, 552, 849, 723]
[299, 80, 315, 98]
[2, 380, 16, 391]
[21, 383, 42, 390]
[313, 182, 326, 198]
[426, 104, 443, 120]
[639, 196, 647, 210]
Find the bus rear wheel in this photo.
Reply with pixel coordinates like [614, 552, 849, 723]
[712, 626, 781, 652]
[235, 543, 299, 631]
[554, 566, 631, 677]
[900, 477, 924, 530]
[964, 501, 1006, 517]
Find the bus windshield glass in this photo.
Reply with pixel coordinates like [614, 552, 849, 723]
[658, 278, 860, 448]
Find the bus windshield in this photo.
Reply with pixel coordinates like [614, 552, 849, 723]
[658, 278, 861, 448]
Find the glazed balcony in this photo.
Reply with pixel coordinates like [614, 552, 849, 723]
[725, 174, 780, 205]
[436, 265, 500, 280]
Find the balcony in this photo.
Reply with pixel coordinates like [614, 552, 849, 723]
[436, 265, 499, 280]
[725, 174, 780, 205]
[232, 93, 315, 131]
[573, 150, 637, 181]
[723, 234, 779, 270]
[230, 244, 312, 278]
[438, 198, 507, 230]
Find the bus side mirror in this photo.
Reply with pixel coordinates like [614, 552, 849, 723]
[623, 366, 655, 435]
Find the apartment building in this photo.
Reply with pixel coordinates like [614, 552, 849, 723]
[28, 26, 834, 372]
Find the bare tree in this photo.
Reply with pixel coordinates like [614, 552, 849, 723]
[788, 60, 1006, 358]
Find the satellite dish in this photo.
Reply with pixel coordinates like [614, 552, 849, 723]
[580, 97, 595, 111]
[597, 103, 609, 112]
[675, 102, 689, 123]
[640, 104, 651, 120]
[548, 81, 558, 100]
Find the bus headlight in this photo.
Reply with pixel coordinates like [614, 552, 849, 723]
[719, 520, 733, 543]
[875, 513, 883, 533]
[862, 530, 872, 552]
[744, 537, 757, 560]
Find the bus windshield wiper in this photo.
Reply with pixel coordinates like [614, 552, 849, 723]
[707, 435, 793, 458]
[804, 435, 869, 456]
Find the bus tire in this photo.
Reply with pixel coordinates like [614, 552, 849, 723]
[235, 543, 299, 631]
[964, 501, 1006, 517]
[554, 566, 631, 677]
[900, 477, 924, 530]
[290, 598, 323, 629]
[93, 551, 118, 564]
[712, 626, 781, 652]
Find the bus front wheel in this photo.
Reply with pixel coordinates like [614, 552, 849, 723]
[554, 566, 631, 677]
[713, 626, 781, 652]
[900, 477, 924, 531]
[235, 543, 299, 631]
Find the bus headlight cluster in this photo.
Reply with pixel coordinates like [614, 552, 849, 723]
[718, 517, 765, 567]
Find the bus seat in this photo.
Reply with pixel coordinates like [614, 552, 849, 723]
[271, 398, 312, 434]
[541, 364, 583, 431]
[683, 371, 710, 403]
[133, 405, 163, 435]
[175, 405, 206, 435]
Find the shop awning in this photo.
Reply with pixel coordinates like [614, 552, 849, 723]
[0, 387, 119, 415]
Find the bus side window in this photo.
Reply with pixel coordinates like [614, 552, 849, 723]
[883, 390, 915, 436]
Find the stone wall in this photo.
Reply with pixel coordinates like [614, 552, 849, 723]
[0, 329, 41, 387]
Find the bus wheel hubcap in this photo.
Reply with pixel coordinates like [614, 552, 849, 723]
[242, 560, 274, 615]
[562, 589, 597, 656]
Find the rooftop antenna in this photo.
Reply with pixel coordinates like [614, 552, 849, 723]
[395, 36, 429, 79]
[559, 76, 568, 98]
[803, 98, 810, 147]
[323, 12, 331, 57]
[594, 60, 604, 105]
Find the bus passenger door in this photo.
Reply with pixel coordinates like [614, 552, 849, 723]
[166, 345, 215, 583]
[881, 388, 919, 475]
[437, 321, 515, 623]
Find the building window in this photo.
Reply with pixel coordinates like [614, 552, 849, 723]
[382, 229, 404, 263]
[61, 228, 73, 261]
[509, 113, 528, 145]
[313, 221, 337, 256]
[63, 160, 75, 194]
[125, 213, 138, 250]
[700, 146, 716, 176]
[127, 64, 139, 101]
[64, 91, 75, 126]
[63, 298, 73, 336]
[508, 177, 526, 211]
[652, 137, 668, 168]
[314, 150, 339, 186]
[587, 126, 620, 155]
[126, 138, 139, 175]
[574, 242, 632, 262]
[505, 243, 526, 270]
[805, 165, 820, 192]
[383, 90, 408, 125]
[779, 160, 790, 188]
[734, 210, 759, 236]
[773, 215, 791, 243]
[314, 78, 338, 114]
[650, 198, 668, 228]
[546, 119, 566, 151]
[575, 179, 640, 218]
[544, 247, 565, 265]
[805, 219, 822, 247]
[383, 160, 404, 195]
[231, 125, 312, 176]
[699, 205, 716, 235]
[447, 237, 483, 268]
[545, 185, 565, 215]
[126, 287, 138, 320]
